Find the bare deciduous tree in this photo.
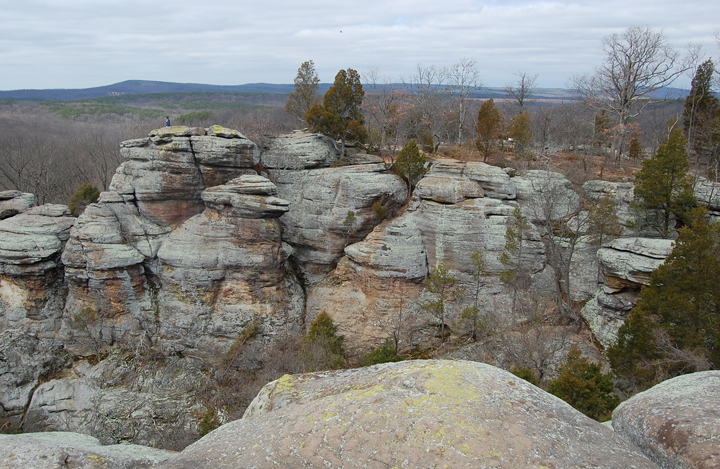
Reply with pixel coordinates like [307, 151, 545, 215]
[447, 57, 482, 145]
[573, 26, 699, 157]
[505, 72, 538, 111]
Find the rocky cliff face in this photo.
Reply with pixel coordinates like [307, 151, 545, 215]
[2, 125, 720, 454]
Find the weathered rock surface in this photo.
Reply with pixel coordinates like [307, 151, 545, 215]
[0, 431, 174, 468]
[271, 163, 407, 283]
[694, 177, 720, 222]
[307, 215, 427, 360]
[581, 237, 674, 347]
[598, 237, 674, 292]
[0, 329, 70, 431]
[158, 360, 658, 469]
[110, 126, 258, 228]
[514, 169, 581, 222]
[427, 158, 517, 200]
[613, 371, 720, 469]
[23, 353, 209, 450]
[0, 190, 35, 220]
[157, 175, 302, 355]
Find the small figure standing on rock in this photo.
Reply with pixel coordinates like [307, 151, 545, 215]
[165, 116, 171, 127]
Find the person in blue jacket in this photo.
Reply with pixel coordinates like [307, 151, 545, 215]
[165, 116, 171, 127]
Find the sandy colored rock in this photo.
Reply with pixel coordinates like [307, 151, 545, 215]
[158, 360, 658, 469]
[613, 371, 720, 469]
[0, 431, 174, 468]
[598, 237, 674, 291]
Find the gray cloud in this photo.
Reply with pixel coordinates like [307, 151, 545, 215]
[0, 0, 717, 90]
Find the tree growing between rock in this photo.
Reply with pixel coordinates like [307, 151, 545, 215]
[461, 250, 488, 341]
[394, 140, 426, 192]
[421, 261, 459, 346]
[305, 68, 367, 157]
[69, 182, 100, 216]
[683, 59, 720, 176]
[300, 311, 346, 371]
[500, 206, 528, 320]
[548, 346, 619, 421]
[609, 212, 720, 392]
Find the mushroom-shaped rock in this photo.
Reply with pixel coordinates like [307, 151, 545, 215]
[201, 175, 289, 218]
[158, 360, 658, 469]
[613, 371, 720, 469]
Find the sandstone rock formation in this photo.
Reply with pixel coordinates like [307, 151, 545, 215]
[156, 175, 303, 356]
[0, 431, 174, 468]
[260, 131, 407, 283]
[581, 237, 674, 348]
[158, 360, 659, 469]
[613, 371, 720, 469]
[0, 190, 35, 220]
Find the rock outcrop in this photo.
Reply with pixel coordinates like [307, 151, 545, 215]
[260, 131, 407, 283]
[613, 371, 720, 469]
[156, 175, 303, 356]
[158, 360, 658, 469]
[0, 190, 35, 220]
[581, 238, 674, 347]
[0, 431, 174, 468]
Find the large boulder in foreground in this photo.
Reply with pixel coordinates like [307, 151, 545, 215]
[158, 360, 658, 469]
[613, 371, 720, 469]
[0, 431, 174, 468]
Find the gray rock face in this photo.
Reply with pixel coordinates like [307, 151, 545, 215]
[23, 353, 209, 450]
[514, 170, 581, 222]
[598, 237, 674, 292]
[0, 431, 174, 468]
[0, 329, 70, 431]
[583, 179, 637, 235]
[428, 158, 517, 200]
[581, 237, 674, 347]
[0, 190, 35, 219]
[270, 163, 407, 283]
[110, 126, 258, 228]
[158, 360, 658, 469]
[260, 130, 342, 169]
[694, 177, 720, 222]
[157, 175, 303, 356]
[613, 371, 720, 469]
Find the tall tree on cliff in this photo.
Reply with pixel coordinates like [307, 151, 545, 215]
[285, 60, 321, 127]
[305, 68, 367, 157]
[475, 98, 503, 162]
[632, 127, 697, 237]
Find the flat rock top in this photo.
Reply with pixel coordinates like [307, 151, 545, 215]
[613, 371, 720, 469]
[159, 360, 657, 469]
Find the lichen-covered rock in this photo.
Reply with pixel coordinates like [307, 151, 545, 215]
[0, 329, 70, 432]
[581, 288, 638, 348]
[158, 360, 658, 469]
[0, 432, 175, 469]
[156, 176, 302, 355]
[613, 371, 720, 469]
[23, 353, 209, 450]
[269, 163, 407, 283]
[0, 190, 35, 219]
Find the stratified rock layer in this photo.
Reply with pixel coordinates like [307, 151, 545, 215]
[613, 371, 720, 469]
[158, 360, 658, 469]
[157, 175, 302, 355]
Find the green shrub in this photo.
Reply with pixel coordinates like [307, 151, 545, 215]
[512, 366, 539, 386]
[198, 407, 221, 437]
[69, 182, 100, 216]
[362, 341, 403, 366]
[300, 311, 345, 371]
[548, 347, 619, 421]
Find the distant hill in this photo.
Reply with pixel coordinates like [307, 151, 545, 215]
[0, 79, 688, 102]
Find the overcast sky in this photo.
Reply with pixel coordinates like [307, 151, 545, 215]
[1, 0, 718, 91]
